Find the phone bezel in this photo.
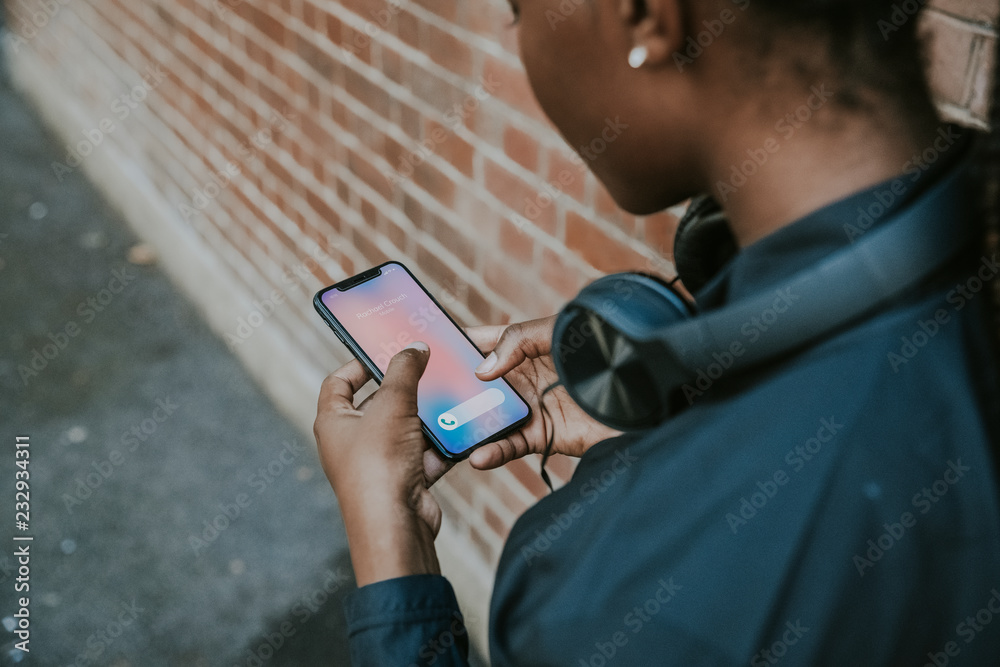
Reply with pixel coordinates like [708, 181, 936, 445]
[313, 260, 532, 461]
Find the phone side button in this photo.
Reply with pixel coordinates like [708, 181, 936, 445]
[326, 324, 345, 343]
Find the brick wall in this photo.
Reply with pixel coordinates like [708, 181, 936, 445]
[4, 0, 996, 621]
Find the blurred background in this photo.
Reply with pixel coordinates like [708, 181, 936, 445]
[0, 0, 996, 664]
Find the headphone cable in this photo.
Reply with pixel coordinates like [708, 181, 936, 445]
[538, 379, 564, 493]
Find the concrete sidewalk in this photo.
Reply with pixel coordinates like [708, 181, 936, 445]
[0, 31, 362, 666]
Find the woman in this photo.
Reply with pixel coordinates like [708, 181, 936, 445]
[314, 0, 1000, 663]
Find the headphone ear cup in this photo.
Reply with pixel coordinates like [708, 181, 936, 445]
[552, 273, 694, 430]
[673, 195, 739, 294]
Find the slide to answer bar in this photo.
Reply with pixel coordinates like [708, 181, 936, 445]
[437, 388, 506, 430]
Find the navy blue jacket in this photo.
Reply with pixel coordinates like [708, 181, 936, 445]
[343, 132, 1000, 666]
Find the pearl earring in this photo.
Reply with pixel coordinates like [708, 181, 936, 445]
[628, 45, 648, 69]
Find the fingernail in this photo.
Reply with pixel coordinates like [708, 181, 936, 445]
[476, 351, 497, 374]
[405, 341, 429, 352]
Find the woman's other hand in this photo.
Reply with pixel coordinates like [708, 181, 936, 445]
[466, 316, 623, 470]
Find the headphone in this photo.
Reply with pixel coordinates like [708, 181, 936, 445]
[550, 160, 978, 432]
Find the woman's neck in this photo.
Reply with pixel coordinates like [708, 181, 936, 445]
[700, 90, 943, 247]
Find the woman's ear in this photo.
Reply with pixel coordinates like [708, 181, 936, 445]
[619, 0, 685, 69]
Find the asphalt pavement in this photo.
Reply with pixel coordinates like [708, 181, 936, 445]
[0, 29, 366, 667]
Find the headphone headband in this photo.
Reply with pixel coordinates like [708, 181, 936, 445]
[663, 158, 975, 372]
[554, 159, 978, 429]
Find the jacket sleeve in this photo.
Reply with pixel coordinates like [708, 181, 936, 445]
[343, 573, 470, 666]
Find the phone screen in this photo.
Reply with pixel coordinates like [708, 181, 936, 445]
[316, 262, 531, 458]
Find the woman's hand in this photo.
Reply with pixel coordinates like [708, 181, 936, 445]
[466, 316, 623, 470]
[314, 342, 450, 587]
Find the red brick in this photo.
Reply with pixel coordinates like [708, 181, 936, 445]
[377, 211, 411, 254]
[245, 4, 286, 47]
[499, 215, 534, 263]
[394, 9, 421, 50]
[309, 262, 336, 287]
[484, 256, 536, 308]
[544, 454, 579, 486]
[466, 0, 519, 55]
[546, 148, 586, 202]
[381, 45, 406, 84]
[642, 210, 680, 259]
[306, 189, 341, 233]
[339, 0, 382, 17]
[507, 458, 550, 499]
[360, 197, 378, 225]
[594, 181, 620, 218]
[302, 1, 320, 30]
[409, 0, 460, 23]
[484, 159, 557, 236]
[352, 114, 387, 155]
[329, 97, 349, 130]
[482, 55, 547, 123]
[565, 211, 646, 274]
[325, 11, 343, 45]
[299, 113, 332, 150]
[340, 22, 373, 66]
[295, 33, 338, 80]
[483, 503, 513, 540]
[594, 183, 638, 236]
[423, 120, 475, 179]
[467, 102, 505, 144]
[344, 69, 391, 119]
[412, 160, 456, 208]
[422, 21, 474, 78]
[469, 523, 500, 565]
[409, 62, 469, 112]
[442, 464, 478, 506]
[351, 224, 390, 266]
[485, 471, 532, 517]
[336, 177, 351, 205]
[416, 241, 461, 294]
[397, 100, 422, 140]
[427, 212, 477, 268]
[257, 81, 287, 118]
[246, 35, 274, 73]
[347, 148, 394, 201]
[540, 246, 587, 300]
[402, 192, 426, 228]
[503, 125, 539, 172]
[465, 284, 496, 324]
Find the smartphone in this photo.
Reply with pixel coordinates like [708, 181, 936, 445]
[314, 261, 532, 461]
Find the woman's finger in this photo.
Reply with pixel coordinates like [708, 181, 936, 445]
[468, 434, 531, 470]
[317, 358, 373, 413]
[465, 324, 509, 353]
[474, 316, 556, 381]
[423, 448, 454, 487]
[468, 442, 505, 470]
